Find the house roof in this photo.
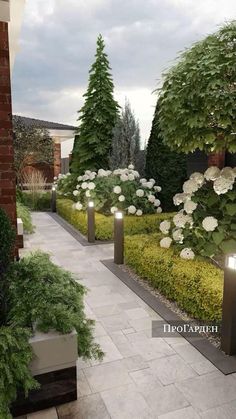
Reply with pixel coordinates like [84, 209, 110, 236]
[13, 115, 76, 131]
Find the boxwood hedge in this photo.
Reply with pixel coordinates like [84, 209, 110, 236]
[125, 233, 223, 321]
[56, 198, 175, 241]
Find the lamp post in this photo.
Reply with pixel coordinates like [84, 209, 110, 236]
[87, 201, 95, 243]
[114, 211, 124, 264]
[221, 254, 236, 355]
[51, 185, 57, 213]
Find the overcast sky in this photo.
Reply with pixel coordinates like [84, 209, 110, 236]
[12, 0, 235, 155]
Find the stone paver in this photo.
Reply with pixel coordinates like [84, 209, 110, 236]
[18, 212, 236, 419]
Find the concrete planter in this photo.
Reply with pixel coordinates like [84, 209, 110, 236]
[11, 330, 78, 417]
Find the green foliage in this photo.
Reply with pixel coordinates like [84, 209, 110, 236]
[13, 116, 54, 185]
[159, 21, 236, 153]
[7, 252, 103, 360]
[0, 208, 15, 277]
[16, 202, 34, 234]
[0, 327, 38, 419]
[125, 234, 223, 321]
[145, 103, 187, 211]
[71, 34, 120, 174]
[57, 198, 175, 241]
[110, 100, 141, 169]
[18, 191, 51, 211]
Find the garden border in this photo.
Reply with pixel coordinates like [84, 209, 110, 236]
[101, 259, 236, 375]
[48, 212, 113, 246]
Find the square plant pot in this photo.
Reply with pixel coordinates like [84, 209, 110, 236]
[11, 330, 78, 417]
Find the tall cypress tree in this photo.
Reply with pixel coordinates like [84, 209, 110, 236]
[110, 100, 140, 169]
[71, 35, 120, 174]
[146, 102, 187, 211]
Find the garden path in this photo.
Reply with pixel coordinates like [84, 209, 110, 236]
[17, 212, 236, 419]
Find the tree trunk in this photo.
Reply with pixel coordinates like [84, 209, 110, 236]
[207, 151, 225, 169]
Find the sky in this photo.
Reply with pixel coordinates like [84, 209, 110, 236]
[12, 0, 235, 156]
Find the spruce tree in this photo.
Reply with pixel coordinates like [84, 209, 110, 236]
[71, 35, 120, 174]
[110, 100, 141, 169]
[146, 102, 187, 211]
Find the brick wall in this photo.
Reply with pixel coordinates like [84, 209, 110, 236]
[0, 21, 17, 230]
[208, 151, 225, 169]
[54, 143, 61, 177]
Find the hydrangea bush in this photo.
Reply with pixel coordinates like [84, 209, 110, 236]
[159, 166, 236, 260]
[56, 165, 162, 216]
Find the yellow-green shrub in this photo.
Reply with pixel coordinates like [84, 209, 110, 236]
[125, 233, 223, 321]
[57, 199, 175, 240]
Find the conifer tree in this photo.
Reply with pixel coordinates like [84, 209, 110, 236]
[110, 100, 140, 169]
[71, 35, 120, 173]
[146, 102, 187, 211]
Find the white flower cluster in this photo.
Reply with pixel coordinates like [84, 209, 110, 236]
[65, 166, 162, 216]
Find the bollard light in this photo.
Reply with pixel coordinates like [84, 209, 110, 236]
[114, 211, 124, 264]
[221, 254, 236, 355]
[87, 201, 95, 243]
[51, 185, 57, 212]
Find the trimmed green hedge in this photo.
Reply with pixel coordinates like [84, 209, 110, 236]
[57, 198, 175, 241]
[125, 233, 223, 321]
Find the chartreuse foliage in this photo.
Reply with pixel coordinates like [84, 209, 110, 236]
[145, 103, 187, 211]
[56, 198, 175, 240]
[159, 21, 236, 153]
[16, 201, 34, 233]
[125, 234, 223, 321]
[71, 34, 120, 173]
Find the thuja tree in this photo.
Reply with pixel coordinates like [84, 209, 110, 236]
[110, 100, 141, 169]
[158, 21, 236, 157]
[146, 103, 187, 211]
[71, 35, 120, 174]
[13, 116, 53, 186]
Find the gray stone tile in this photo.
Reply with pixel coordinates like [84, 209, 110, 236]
[190, 359, 217, 375]
[125, 307, 150, 320]
[27, 408, 58, 419]
[149, 354, 197, 384]
[84, 360, 132, 392]
[57, 393, 110, 419]
[90, 335, 123, 365]
[121, 354, 148, 372]
[173, 343, 207, 364]
[101, 383, 152, 419]
[122, 327, 135, 334]
[77, 369, 92, 398]
[93, 321, 107, 337]
[100, 313, 130, 332]
[130, 367, 163, 395]
[92, 304, 121, 318]
[143, 384, 189, 416]
[176, 371, 236, 412]
[200, 399, 236, 418]
[158, 406, 200, 418]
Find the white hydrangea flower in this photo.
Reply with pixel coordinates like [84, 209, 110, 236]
[221, 167, 236, 181]
[154, 199, 161, 207]
[145, 181, 154, 189]
[149, 178, 156, 184]
[173, 193, 190, 206]
[173, 212, 193, 228]
[184, 200, 198, 214]
[213, 177, 234, 195]
[204, 166, 221, 181]
[156, 207, 162, 213]
[54, 176, 57, 180]
[148, 194, 156, 203]
[120, 174, 129, 182]
[66, 172, 71, 176]
[89, 172, 96, 180]
[118, 195, 125, 202]
[128, 173, 135, 181]
[172, 229, 184, 243]
[132, 170, 140, 178]
[110, 206, 118, 214]
[81, 182, 88, 189]
[136, 209, 143, 216]
[73, 190, 79, 196]
[202, 216, 218, 232]
[85, 190, 91, 197]
[98, 169, 108, 177]
[75, 202, 83, 211]
[113, 169, 121, 175]
[76, 184, 80, 190]
[190, 172, 205, 186]
[160, 237, 172, 248]
[88, 182, 95, 190]
[154, 186, 162, 192]
[77, 176, 83, 181]
[136, 189, 144, 197]
[72, 203, 76, 209]
[160, 220, 171, 235]
[140, 178, 147, 184]
[183, 179, 199, 194]
[128, 205, 136, 214]
[113, 185, 122, 194]
[128, 164, 134, 170]
[180, 248, 195, 260]
[83, 174, 90, 181]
